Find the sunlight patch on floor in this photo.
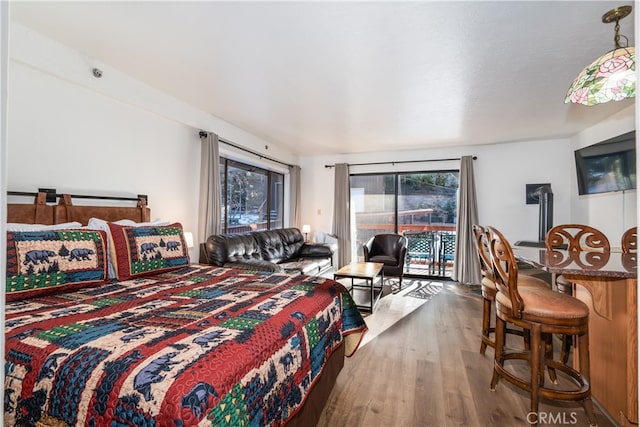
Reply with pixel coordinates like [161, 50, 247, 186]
[358, 279, 443, 347]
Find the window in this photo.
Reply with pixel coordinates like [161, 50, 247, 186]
[350, 170, 459, 277]
[219, 158, 284, 233]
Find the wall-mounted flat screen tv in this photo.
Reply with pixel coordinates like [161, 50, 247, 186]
[574, 130, 636, 195]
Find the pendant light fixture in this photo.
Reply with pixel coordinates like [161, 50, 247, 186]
[565, 5, 635, 106]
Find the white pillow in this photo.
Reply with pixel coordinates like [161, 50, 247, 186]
[87, 217, 168, 230]
[87, 217, 170, 279]
[7, 222, 83, 231]
[115, 219, 169, 227]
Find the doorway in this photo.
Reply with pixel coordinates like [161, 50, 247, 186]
[350, 170, 459, 278]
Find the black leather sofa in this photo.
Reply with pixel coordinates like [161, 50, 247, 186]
[201, 228, 336, 275]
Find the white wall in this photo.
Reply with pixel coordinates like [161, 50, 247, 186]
[473, 138, 574, 242]
[300, 105, 637, 250]
[7, 24, 298, 260]
[8, 62, 199, 221]
[1, 0, 10, 414]
[300, 137, 574, 247]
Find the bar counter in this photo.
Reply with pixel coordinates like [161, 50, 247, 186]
[515, 246, 637, 426]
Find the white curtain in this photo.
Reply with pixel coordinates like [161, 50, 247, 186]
[332, 163, 351, 268]
[453, 156, 481, 285]
[289, 165, 301, 229]
[198, 132, 221, 241]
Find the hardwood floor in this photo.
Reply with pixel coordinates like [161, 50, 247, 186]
[317, 280, 617, 427]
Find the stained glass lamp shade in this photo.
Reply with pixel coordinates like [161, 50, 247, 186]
[565, 6, 636, 106]
[565, 47, 635, 106]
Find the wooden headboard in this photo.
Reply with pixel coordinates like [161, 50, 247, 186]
[6, 192, 55, 225]
[7, 191, 150, 225]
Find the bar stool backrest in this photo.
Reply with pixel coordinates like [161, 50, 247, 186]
[487, 226, 524, 319]
[472, 225, 493, 282]
[622, 226, 637, 253]
[546, 224, 610, 253]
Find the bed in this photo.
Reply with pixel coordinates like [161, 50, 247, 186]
[5, 192, 367, 426]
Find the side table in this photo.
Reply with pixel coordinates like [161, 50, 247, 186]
[334, 262, 384, 312]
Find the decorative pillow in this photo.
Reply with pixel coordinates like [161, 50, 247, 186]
[87, 217, 170, 279]
[108, 222, 190, 280]
[6, 229, 109, 301]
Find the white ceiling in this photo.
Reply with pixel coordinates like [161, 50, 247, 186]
[9, 1, 637, 156]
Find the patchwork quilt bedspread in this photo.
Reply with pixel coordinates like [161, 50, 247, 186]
[5, 265, 367, 426]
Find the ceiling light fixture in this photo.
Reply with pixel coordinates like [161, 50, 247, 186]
[565, 5, 635, 106]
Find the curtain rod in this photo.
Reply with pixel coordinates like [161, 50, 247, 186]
[199, 131, 294, 169]
[323, 156, 477, 168]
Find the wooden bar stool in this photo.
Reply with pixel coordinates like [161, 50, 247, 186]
[488, 226, 596, 426]
[473, 225, 551, 356]
[622, 226, 637, 271]
[546, 224, 610, 364]
[622, 226, 637, 253]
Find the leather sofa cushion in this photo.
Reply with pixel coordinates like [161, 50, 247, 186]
[256, 230, 286, 263]
[300, 243, 334, 258]
[276, 228, 305, 260]
[206, 233, 262, 267]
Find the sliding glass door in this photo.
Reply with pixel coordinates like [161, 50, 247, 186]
[219, 158, 284, 233]
[351, 170, 459, 278]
